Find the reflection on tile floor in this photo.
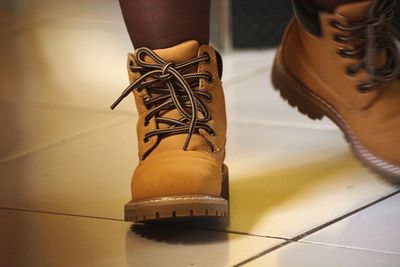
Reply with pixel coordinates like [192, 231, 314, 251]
[0, 1, 399, 266]
[304, 194, 400, 254]
[0, 209, 283, 267]
[247, 241, 400, 267]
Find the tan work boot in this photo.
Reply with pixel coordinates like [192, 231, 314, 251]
[272, 0, 400, 181]
[111, 40, 229, 222]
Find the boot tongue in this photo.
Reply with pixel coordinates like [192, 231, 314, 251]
[140, 40, 212, 154]
[334, 0, 372, 22]
[335, 0, 389, 70]
[142, 40, 200, 64]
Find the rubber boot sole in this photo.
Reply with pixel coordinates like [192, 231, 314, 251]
[271, 47, 400, 183]
[124, 164, 229, 223]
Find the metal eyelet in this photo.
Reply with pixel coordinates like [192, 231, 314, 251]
[358, 84, 368, 93]
[203, 52, 211, 64]
[205, 71, 213, 83]
[143, 96, 150, 105]
[330, 20, 341, 29]
[346, 65, 357, 76]
[337, 48, 348, 58]
[333, 34, 344, 43]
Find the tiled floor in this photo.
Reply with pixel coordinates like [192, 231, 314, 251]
[1, 1, 399, 267]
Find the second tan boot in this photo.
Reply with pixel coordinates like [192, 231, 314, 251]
[111, 40, 229, 222]
[272, 0, 400, 181]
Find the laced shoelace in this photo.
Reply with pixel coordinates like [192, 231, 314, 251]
[110, 47, 214, 151]
[331, 0, 400, 92]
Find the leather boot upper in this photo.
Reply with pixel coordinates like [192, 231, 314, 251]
[281, 0, 400, 165]
[114, 40, 227, 201]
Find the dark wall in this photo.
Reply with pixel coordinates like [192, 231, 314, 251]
[231, 0, 400, 48]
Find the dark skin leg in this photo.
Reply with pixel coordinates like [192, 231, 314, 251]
[119, 0, 210, 49]
[313, 0, 361, 10]
[119, 0, 360, 49]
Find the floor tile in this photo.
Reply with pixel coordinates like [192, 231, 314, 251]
[47, 0, 125, 23]
[245, 241, 400, 267]
[205, 123, 397, 238]
[0, 120, 136, 219]
[303, 193, 400, 254]
[0, 208, 282, 267]
[0, 2, 273, 114]
[221, 50, 273, 84]
[0, 18, 133, 111]
[0, 116, 396, 240]
[0, 1, 397, 252]
[0, 103, 126, 162]
[2, 1, 398, 266]
[225, 71, 334, 127]
[0, 0, 86, 35]
[8, 0, 85, 20]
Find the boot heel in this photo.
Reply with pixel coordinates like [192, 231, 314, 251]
[271, 49, 325, 120]
[220, 164, 229, 201]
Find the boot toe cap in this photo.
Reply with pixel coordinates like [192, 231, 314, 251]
[131, 151, 222, 201]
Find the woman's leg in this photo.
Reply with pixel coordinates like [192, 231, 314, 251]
[119, 0, 210, 49]
[312, 0, 360, 10]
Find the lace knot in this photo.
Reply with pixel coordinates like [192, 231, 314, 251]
[110, 47, 215, 152]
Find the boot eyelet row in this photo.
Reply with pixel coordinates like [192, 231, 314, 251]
[205, 71, 213, 84]
[203, 52, 211, 64]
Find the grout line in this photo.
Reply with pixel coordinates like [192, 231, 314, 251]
[0, 99, 136, 117]
[0, 203, 288, 241]
[3, 188, 400, 254]
[0, 205, 285, 239]
[297, 240, 400, 256]
[0, 205, 290, 243]
[0, 117, 130, 165]
[287, 189, 400, 242]
[236, 240, 294, 267]
[188, 226, 289, 241]
[1, 98, 337, 132]
[229, 116, 338, 131]
[233, 189, 400, 266]
[0, 206, 124, 222]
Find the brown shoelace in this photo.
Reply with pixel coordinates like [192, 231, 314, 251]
[331, 0, 400, 92]
[110, 47, 214, 151]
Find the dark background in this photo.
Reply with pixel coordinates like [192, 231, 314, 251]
[231, 0, 400, 48]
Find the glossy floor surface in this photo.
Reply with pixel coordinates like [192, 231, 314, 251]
[1, 1, 400, 267]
